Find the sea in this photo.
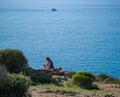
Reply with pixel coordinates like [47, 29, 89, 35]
[0, 4, 120, 78]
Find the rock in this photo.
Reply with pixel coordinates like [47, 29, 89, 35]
[51, 8, 57, 11]
[64, 71, 76, 78]
[60, 76, 67, 80]
[45, 90, 53, 93]
[52, 75, 61, 82]
[104, 95, 115, 97]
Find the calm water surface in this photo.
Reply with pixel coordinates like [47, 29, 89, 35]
[0, 5, 120, 78]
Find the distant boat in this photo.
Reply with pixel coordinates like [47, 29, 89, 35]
[51, 8, 57, 11]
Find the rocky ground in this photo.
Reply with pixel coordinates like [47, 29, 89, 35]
[29, 83, 120, 97]
[24, 68, 120, 97]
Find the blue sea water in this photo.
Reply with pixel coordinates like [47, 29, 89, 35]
[0, 4, 120, 78]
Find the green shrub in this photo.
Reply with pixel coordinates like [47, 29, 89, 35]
[72, 72, 95, 89]
[0, 73, 31, 97]
[0, 49, 28, 73]
[0, 65, 8, 92]
[96, 74, 120, 83]
[23, 67, 56, 84]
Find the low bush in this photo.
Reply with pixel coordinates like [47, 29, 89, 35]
[72, 72, 95, 89]
[0, 73, 31, 97]
[0, 49, 28, 73]
[0, 65, 8, 92]
[96, 74, 120, 83]
[23, 67, 56, 84]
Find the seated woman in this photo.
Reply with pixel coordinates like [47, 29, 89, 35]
[43, 56, 54, 70]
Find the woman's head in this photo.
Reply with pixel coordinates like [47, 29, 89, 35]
[45, 56, 50, 61]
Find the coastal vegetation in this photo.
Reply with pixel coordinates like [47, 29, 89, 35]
[0, 65, 31, 97]
[0, 49, 28, 73]
[0, 49, 30, 97]
[72, 72, 95, 89]
[0, 49, 120, 97]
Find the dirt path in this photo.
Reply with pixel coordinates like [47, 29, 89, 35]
[29, 87, 88, 97]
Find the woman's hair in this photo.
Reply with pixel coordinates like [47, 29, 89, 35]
[45, 56, 50, 61]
